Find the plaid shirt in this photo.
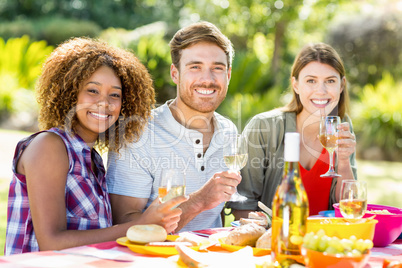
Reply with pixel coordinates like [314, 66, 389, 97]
[5, 128, 112, 255]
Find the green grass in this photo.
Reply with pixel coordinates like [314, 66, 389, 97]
[357, 160, 402, 206]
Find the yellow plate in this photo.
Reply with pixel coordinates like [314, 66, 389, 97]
[116, 235, 199, 257]
[219, 238, 270, 256]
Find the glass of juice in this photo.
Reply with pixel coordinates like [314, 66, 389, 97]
[158, 169, 186, 203]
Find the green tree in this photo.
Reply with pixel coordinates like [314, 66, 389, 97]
[353, 73, 402, 161]
[0, 36, 53, 89]
[0, 36, 53, 123]
[0, 0, 183, 30]
[179, 0, 345, 90]
[99, 23, 176, 104]
[326, 10, 402, 87]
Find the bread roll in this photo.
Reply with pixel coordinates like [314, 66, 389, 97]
[224, 223, 266, 247]
[256, 228, 272, 249]
[126, 224, 167, 244]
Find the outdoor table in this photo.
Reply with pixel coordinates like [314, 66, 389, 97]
[0, 228, 401, 267]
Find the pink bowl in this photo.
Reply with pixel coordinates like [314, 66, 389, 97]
[333, 203, 402, 247]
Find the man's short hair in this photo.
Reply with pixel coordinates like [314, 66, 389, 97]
[169, 21, 234, 70]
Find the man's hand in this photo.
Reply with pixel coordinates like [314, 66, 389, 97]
[173, 170, 241, 232]
[140, 195, 188, 234]
[191, 170, 242, 212]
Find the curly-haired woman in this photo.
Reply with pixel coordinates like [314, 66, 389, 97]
[5, 37, 187, 255]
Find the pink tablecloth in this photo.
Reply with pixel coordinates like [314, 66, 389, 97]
[1, 238, 401, 267]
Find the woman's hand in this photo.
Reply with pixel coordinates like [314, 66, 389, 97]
[337, 122, 356, 162]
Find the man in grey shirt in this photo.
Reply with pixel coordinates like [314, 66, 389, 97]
[106, 21, 241, 232]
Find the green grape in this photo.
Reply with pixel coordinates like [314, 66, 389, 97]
[324, 246, 339, 255]
[349, 235, 357, 243]
[363, 239, 374, 251]
[346, 252, 354, 257]
[351, 249, 362, 256]
[340, 238, 354, 251]
[308, 235, 320, 251]
[354, 239, 366, 252]
[317, 235, 329, 252]
[303, 232, 315, 245]
[290, 235, 304, 245]
[316, 229, 326, 238]
[327, 237, 344, 252]
[302, 230, 374, 256]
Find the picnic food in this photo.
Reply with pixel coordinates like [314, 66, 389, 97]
[303, 229, 373, 256]
[367, 209, 395, 215]
[239, 211, 271, 228]
[307, 217, 377, 241]
[225, 223, 266, 246]
[176, 243, 256, 267]
[176, 244, 207, 267]
[126, 224, 167, 244]
[256, 228, 272, 249]
[176, 232, 209, 246]
[302, 246, 371, 268]
[146, 241, 193, 247]
[383, 259, 402, 268]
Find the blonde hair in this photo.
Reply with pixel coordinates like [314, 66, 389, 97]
[283, 42, 350, 119]
[37, 37, 155, 152]
[169, 21, 234, 70]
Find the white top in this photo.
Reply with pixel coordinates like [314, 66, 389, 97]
[106, 100, 237, 232]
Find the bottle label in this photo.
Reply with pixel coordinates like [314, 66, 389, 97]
[284, 133, 300, 162]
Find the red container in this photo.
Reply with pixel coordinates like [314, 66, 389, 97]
[333, 203, 402, 247]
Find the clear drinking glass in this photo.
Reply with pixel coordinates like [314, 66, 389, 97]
[319, 116, 342, 178]
[158, 169, 186, 203]
[339, 180, 367, 219]
[223, 133, 248, 202]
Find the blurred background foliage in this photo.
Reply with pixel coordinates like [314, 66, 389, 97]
[352, 73, 402, 161]
[0, 36, 53, 126]
[0, 0, 401, 161]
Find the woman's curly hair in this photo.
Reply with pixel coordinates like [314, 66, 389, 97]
[37, 37, 155, 152]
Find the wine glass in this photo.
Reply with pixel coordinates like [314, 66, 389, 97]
[319, 116, 341, 178]
[223, 133, 248, 202]
[339, 180, 367, 219]
[158, 169, 186, 203]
